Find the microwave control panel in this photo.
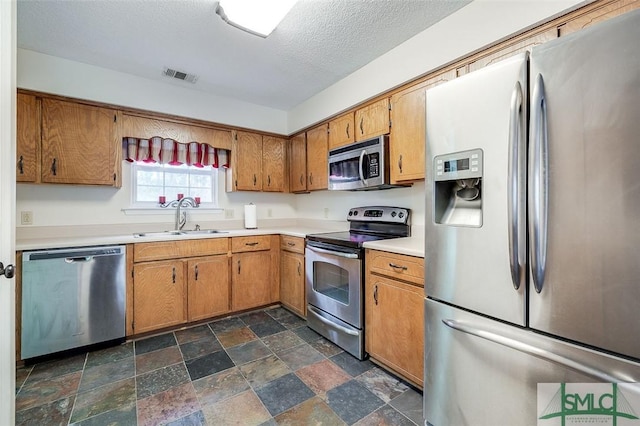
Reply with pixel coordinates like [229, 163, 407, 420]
[366, 153, 380, 178]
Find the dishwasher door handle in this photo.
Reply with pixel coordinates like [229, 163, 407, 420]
[65, 256, 93, 263]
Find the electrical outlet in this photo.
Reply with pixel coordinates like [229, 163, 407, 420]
[21, 211, 33, 225]
[323, 208, 329, 219]
[267, 208, 273, 218]
[225, 209, 234, 219]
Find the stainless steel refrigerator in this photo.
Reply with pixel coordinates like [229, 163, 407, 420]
[424, 9, 640, 426]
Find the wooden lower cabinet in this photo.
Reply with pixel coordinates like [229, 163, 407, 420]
[187, 255, 230, 322]
[280, 250, 305, 317]
[231, 251, 272, 311]
[133, 259, 187, 334]
[365, 249, 424, 388]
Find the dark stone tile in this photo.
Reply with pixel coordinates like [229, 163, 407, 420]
[165, 410, 207, 426]
[293, 326, 323, 343]
[78, 356, 135, 393]
[295, 359, 351, 398]
[240, 310, 272, 325]
[226, 339, 273, 365]
[329, 352, 375, 377]
[137, 363, 190, 399]
[259, 419, 278, 426]
[238, 354, 291, 388]
[310, 338, 344, 357]
[193, 367, 250, 406]
[185, 350, 234, 381]
[85, 342, 133, 369]
[15, 365, 33, 393]
[261, 330, 305, 353]
[15, 395, 75, 426]
[69, 378, 136, 423]
[326, 380, 385, 425]
[250, 318, 286, 338]
[216, 326, 258, 348]
[69, 403, 137, 426]
[175, 325, 214, 345]
[137, 382, 200, 426]
[209, 316, 245, 334]
[353, 404, 416, 426]
[274, 396, 345, 425]
[278, 344, 325, 371]
[135, 333, 177, 355]
[265, 306, 298, 322]
[26, 353, 86, 383]
[389, 388, 424, 425]
[135, 345, 183, 375]
[15, 371, 82, 411]
[279, 314, 307, 329]
[179, 335, 222, 360]
[355, 367, 409, 403]
[255, 373, 315, 416]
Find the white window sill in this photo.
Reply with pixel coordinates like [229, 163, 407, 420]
[122, 206, 224, 216]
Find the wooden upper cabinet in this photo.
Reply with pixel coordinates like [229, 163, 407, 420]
[121, 114, 231, 150]
[41, 98, 119, 186]
[231, 130, 263, 191]
[355, 98, 390, 141]
[306, 124, 328, 191]
[16, 93, 39, 183]
[328, 112, 355, 150]
[289, 133, 307, 193]
[262, 136, 287, 192]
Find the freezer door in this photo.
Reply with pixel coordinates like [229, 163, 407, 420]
[425, 298, 640, 426]
[528, 10, 640, 360]
[425, 53, 527, 326]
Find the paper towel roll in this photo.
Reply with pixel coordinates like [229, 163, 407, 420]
[244, 203, 257, 229]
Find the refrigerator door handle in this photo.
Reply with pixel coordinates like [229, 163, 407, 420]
[442, 318, 622, 383]
[529, 74, 549, 293]
[508, 80, 526, 290]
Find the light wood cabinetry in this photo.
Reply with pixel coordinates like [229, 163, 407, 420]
[354, 98, 390, 141]
[262, 136, 287, 192]
[365, 249, 425, 388]
[280, 236, 305, 317]
[390, 70, 455, 184]
[305, 124, 328, 191]
[328, 112, 355, 150]
[132, 238, 229, 334]
[289, 133, 307, 193]
[231, 235, 277, 311]
[41, 98, 120, 186]
[230, 130, 263, 191]
[16, 93, 39, 182]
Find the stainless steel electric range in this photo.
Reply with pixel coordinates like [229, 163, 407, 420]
[305, 206, 411, 360]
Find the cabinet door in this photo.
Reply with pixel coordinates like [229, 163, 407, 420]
[280, 251, 305, 317]
[232, 251, 272, 311]
[232, 130, 262, 191]
[305, 124, 328, 191]
[355, 98, 390, 141]
[365, 274, 424, 387]
[41, 98, 118, 185]
[289, 133, 307, 193]
[133, 260, 187, 334]
[390, 71, 455, 183]
[188, 255, 230, 322]
[328, 112, 354, 150]
[16, 93, 39, 183]
[262, 136, 286, 192]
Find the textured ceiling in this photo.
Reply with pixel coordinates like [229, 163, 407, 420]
[17, 0, 470, 110]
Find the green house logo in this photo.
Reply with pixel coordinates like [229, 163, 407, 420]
[539, 383, 639, 426]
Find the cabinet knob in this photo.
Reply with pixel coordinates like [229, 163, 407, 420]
[0, 262, 15, 279]
[346, 123, 350, 139]
[297, 262, 301, 276]
[18, 156, 24, 175]
[399, 155, 403, 173]
[195, 265, 199, 281]
[51, 158, 57, 176]
[389, 263, 408, 271]
[245, 242, 259, 246]
[253, 174, 257, 186]
[309, 173, 313, 185]
[360, 117, 364, 135]
[300, 175, 304, 185]
[374, 284, 378, 305]
[172, 267, 176, 283]
[238, 260, 241, 274]
[268, 175, 271, 186]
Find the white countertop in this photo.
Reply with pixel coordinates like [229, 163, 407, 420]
[363, 235, 425, 258]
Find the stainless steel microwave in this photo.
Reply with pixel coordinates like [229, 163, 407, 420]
[328, 135, 408, 191]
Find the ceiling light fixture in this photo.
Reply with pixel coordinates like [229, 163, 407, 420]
[216, 0, 297, 38]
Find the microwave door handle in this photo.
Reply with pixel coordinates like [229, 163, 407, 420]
[358, 150, 367, 185]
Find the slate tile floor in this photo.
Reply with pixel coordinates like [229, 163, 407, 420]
[15, 307, 424, 425]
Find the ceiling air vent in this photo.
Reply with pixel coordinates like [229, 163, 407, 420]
[162, 67, 198, 84]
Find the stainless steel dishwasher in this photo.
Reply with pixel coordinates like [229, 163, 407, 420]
[21, 245, 126, 359]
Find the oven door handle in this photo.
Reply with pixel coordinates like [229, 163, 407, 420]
[307, 245, 359, 259]
[308, 305, 359, 336]
[358, 149, 367, 186]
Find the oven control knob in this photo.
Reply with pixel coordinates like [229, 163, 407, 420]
[391, 211, 397, 218]
[348, 211, 353, 216]
[353, 211, 358, 216]
[399, 212, 405, 219]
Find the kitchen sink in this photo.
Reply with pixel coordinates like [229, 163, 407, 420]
[133, 229, 226, 238]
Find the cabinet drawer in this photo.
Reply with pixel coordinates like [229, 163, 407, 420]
[367, 249, 424, 286]
[134, 238, 228, 262]
[280, 235, 304, 254]
[231, 235, 272, 253]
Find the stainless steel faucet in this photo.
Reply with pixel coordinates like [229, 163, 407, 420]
[175, 197, 197, 230]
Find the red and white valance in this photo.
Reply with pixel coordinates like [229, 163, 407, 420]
[124, 137, 230, 168]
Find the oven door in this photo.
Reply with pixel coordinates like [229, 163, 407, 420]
[328, 136, 385, 190]
[305, 242, 363, 328]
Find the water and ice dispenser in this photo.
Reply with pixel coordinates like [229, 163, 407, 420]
[433, 149, 483, 227]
